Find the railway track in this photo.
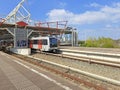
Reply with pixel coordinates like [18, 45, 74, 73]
[7, 51, 120, 90]
[3, 47, 120, 89]
[10, 53, 107, 90]
[31, 51, 120, 89]
[59, 46, 120, 54]
[34, 50, 120, 68]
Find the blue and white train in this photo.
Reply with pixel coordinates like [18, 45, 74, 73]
[29, 36, 58, 52]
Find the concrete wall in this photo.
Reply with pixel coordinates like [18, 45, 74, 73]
[10, 48, 31, 55]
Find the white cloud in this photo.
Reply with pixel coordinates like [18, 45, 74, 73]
[46, 9, 74, 22]
[46, 2, 120, 25]
[59, 2, 67, 8]
[90, 3, 102, 7]
[113, 2, 120, 7]
[27, 0, 34, 6]
[106, 24, 112, 28]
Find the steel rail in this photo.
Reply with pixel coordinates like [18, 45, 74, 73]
[35, 51, 120, 68]
[60, 49, 120, 65]
[27, 55, 120, 86]
[9, 53, 106, 90]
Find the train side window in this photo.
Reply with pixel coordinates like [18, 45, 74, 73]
[42, 39, 47, 45]
[28, 40, 33, 44]
[33, 40, 38, 44]
[38, 40, 42, 44]
[31, 40, 33, 44]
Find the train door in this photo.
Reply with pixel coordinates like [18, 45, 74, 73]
[29, 40, 33, 48]
[42, 39, 48, 51]
[38, 40, 42, 49]
[32, 40, 38, 49]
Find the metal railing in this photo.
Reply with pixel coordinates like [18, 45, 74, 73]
[34, 21, 68, 29]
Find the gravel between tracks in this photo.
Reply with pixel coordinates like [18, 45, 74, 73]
[31, 53, 120, 81]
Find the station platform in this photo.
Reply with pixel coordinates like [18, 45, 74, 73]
[0, 51, 82, 90]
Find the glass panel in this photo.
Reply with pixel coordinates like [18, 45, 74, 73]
[42, 39, 47, 45]
[33, 40, 38, 44]
[50, 38, 57, 47]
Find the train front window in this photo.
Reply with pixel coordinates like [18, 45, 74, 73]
[33, 40, 38, 44]
[42, 39, 47, 45]
[50, 38, 57, 47]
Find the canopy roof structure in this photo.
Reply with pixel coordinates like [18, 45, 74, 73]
[0, 0, 77, 47]
[0, 0, 68, 35]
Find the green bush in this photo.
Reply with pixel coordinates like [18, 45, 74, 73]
[84, 37, 116, 48]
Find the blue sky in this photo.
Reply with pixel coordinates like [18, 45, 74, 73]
[1, 0, 120, 40]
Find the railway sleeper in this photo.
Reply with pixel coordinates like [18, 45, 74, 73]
[8, 53, 119, 89]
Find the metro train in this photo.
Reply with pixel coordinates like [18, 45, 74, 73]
[29, 36, 58, 52]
